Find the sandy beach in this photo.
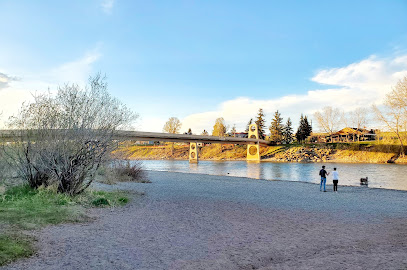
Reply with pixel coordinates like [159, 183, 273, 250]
[2, 170, 407, 270]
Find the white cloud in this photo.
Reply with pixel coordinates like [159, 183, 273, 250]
[179, 54, 407, 134]
[101, 0, 115, 14]
[0, 49, 101, 128]
[0, 72, 18, 90]
[49, 49, 101, 85]
[137, 116, 167, 133]
[0, 89, 34, 126]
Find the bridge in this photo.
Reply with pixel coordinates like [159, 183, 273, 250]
[0, 124, 269, 162]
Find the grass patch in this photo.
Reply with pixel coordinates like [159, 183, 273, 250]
[91, 197, 110, 206]
[72, 189, 131, 208]
[0, 185, 87, 230]
[0, 184, 132, 266]
[0, 234, 35, 266]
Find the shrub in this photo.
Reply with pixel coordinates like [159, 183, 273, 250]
[111, 160, 149, 183]
[91, 197, 110, 207]
[3, 74, 137, 195]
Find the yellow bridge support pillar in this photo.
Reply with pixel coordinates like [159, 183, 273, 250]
[247, 124, 260, 162]
[189, 142, 199, 163]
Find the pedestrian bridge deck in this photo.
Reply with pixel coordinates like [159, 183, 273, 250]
[0, 130, 271, 146]
[0, 124, 267, 162]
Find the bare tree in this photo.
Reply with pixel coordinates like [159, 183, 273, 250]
[230, 125, 237, 137]
[4, 74, 137, 195]
[352, 107, 369, 142]
[212, 117, 227, 152]
[340, 110, 351, 141]
[385, 76, 407, 114]
[352, 108, 369, 129]
[340, 108, 369, 142]
[373, 76, 407, 157]
[163, 117, 182, 134]
[212, 117, 227, 137]
[162, 117, 181, 155]
[314, 106, 341, 139]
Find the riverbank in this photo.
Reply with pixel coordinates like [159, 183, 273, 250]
[117, 143, 407, 164]
[2, 171, 407, 269]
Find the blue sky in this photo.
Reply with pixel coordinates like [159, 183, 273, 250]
[1, 0, 407, 133]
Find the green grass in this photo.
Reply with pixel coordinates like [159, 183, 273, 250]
[0, 184, 131, 266]
[0, 234, 35, 266]
[0, 185, 86, 229]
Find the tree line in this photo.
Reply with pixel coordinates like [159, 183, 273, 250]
[163, 109, 313, 144]
[241, 109, 312, 144]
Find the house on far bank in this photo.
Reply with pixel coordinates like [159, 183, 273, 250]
[330, 127, 376, 142]
[310, 127, 377, 143]
[226, 132, 248, 138]
[233, 132, 248, 138]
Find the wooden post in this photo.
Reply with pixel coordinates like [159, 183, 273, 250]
[247, 124, 260, 162]
[189, 142, 198, 163]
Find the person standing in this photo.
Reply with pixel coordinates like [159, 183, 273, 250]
[319, 165, 329, 192]
[332, 167, 339, 192]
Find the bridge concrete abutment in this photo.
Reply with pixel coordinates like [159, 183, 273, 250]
[189, 142, 199, 163]
[247, 124, 260, 162]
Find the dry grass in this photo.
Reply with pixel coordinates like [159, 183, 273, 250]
[115, 144, 187, 160]
[331, 150, 394, 163]
[200, 144, 246, 160]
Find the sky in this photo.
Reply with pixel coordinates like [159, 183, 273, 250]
[1, 0, 407, 133]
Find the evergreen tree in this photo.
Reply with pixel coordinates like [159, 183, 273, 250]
[296, 114, 305, 143]
[187, 128, 192, 135]
[255, 108, 266, 139]
[245, 118, 253, 132]
[282, 117, 293, 144]
[303, 116, 312, 138]
[269, 110, 283, 143]
[296, 114, 312, 143]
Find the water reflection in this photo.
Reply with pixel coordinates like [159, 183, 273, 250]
[168, 160, 180, 172]
[212, 161, 228, 176]
[188, 162, 199, 173]
[246, 162, 262, 179]
[138, 160, 407, 191]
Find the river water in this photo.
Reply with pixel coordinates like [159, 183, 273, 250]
[137, 160, 407, 191]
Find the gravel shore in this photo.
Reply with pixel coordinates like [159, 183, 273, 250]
[2, 170, 407, 270]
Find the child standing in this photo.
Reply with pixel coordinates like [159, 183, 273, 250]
[332, 167, 339, 192]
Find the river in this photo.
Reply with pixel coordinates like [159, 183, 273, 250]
[137, 160, 407, 191]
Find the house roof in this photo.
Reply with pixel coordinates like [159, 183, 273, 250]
[332, 127, 375, 136]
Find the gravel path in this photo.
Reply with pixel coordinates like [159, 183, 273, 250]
[2, 170, 407, 270]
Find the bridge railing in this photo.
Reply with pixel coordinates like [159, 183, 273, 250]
[0, 129, 271, 146]
[113, 131, 271, 145]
